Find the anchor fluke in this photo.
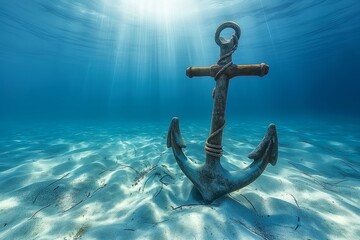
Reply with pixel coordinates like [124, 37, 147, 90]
[167, 117, 200, 187]
[248, 123, 278, 166]
[167, 117, 186, 149]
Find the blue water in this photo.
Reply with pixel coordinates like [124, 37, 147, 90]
[1, 2, 360, 239]
[1, 0, 359, 121]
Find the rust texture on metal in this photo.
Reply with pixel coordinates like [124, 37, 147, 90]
[186, 63, 269, 78]
[167, 21, 278, 203]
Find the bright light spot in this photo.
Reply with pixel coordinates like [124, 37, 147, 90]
[117, 0, 199, 24]
[0, 197, 19, 209]
[73, 150, 93, 160]
[73, 174, 89, 184]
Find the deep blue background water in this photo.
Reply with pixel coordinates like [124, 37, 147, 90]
[1, 0, 359, 121]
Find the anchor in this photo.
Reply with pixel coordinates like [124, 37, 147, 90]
[167, 21, 278, 203]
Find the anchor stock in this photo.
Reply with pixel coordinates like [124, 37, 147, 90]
[186, 63, 269, 78]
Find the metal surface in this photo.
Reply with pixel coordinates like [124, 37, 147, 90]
[167, 21, 278, 203]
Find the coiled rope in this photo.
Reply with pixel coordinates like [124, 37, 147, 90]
[205, 34, 238, 158]
[205, 123, 226, 158]
[214, 34, 238, 80]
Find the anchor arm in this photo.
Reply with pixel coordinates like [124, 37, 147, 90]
[186, 63, 269, 78]
[230, 124, 278, 191]
[167, 117, 201, 185]
[167, 120, 279, 203]
[248, 123, 278, 166]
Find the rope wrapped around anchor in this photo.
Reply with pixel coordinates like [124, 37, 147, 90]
[214, 33, 238, 80]
[205, 33, 239, 158]
[205, 123, 225, 158]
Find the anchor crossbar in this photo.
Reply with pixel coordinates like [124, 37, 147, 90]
[186, 63, 269, 78]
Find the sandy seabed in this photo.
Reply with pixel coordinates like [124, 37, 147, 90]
[0, 117, 359, 240]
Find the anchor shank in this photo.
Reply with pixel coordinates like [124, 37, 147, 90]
[205, 39, 235, 163]
[206, 74, 229, 163]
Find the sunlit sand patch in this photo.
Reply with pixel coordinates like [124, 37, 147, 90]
[71, 151, 94, 160]
[68, 141, 90, 152]
[72, 173, 89, 185]
[0, 197, 19, 210]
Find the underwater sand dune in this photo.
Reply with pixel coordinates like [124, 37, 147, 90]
[0, 119, 359, 239]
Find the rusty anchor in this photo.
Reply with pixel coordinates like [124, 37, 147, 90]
[167, 21, 278, 203]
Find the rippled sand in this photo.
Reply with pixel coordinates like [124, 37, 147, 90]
[0, 117, 359, 239]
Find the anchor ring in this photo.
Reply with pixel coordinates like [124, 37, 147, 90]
[215, 21, 241, 46]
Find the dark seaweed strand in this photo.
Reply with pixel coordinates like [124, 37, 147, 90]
[63, 199, 85, 213]
[33, 172, 70, 204]
[153, 184, 163, 198]
[142, 172, 158, 192]
[230, 218, 268, 240]
[288, 193, 301, 230]
[123, 228, 135, 231]
[118, 163, 139, 174]
[90, 183, 107, 198]
[239, 194, 258, 214]
[159, 174, 173, 185]
[288, 162, 343, 194]
[171, 203, 215, 210]
[29, 204, 52, 219]
[64, 181, 108, 212]
[288, 193, 299, 208]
